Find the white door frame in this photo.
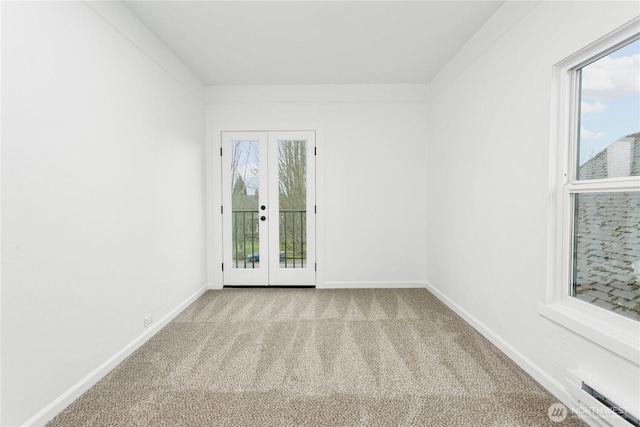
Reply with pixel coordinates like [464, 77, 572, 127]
[207, 123, 325, 289]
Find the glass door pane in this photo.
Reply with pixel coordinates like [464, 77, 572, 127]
[231, 140, 260, 269]
[278, 140, 307, 269]
[268, 131, 316, 287]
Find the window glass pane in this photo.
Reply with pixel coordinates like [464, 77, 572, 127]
[230, 140, 260, 269]
[278, 140, 306, 269]
[577, 38, 640, 180]
[572, 192, 640, 321]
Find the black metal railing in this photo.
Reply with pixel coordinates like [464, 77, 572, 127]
[231, 209, 306, 269]
[280, 210, 306, 269]
[232, 210, 259, 268]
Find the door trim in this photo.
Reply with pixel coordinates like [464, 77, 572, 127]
[207, 122, 325, 289]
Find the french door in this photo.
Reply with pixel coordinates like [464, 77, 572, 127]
[221, 131, 316, 286]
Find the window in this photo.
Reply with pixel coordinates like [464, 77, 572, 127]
[544, 18, 640, 362]
[572, 38, 640, 321]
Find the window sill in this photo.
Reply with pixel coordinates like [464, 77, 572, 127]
[538, 301, 640, 365]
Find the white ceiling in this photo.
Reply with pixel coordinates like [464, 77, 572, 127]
[124, 1, 504, 86]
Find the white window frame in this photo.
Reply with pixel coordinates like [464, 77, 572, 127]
[542, 17, 640, 364]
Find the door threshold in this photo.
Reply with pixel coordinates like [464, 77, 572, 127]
[223, 285, 315, 289]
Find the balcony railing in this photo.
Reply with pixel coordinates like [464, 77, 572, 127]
[232, 210, 259, 269]
[280, 209, 306, 269]
[231, 209, 306, 269]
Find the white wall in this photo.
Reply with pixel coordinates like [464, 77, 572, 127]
[1, 2, 207, 425]
[207, 85, 428, 289]
[427, 0, 639, 422]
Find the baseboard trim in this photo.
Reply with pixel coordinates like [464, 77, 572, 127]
[321, 281, 427, 289]
[423, 281, 599, 427]
[23, 284, 208, 427]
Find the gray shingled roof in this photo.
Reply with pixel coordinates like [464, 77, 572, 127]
[574, 132, 640, 321]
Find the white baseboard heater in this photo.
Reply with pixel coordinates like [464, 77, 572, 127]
[567, 371, 639, 427]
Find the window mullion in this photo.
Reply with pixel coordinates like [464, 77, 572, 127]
[567, 178, 640, 193]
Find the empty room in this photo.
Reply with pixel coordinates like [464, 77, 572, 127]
[2, 1, 639, 426]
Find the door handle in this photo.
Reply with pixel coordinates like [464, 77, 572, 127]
[260, 216, 266, 221]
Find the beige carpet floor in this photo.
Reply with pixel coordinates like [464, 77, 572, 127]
[47, 288, 586, 426]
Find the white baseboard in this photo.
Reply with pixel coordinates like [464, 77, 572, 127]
[321, 281, 427, 289]
[423, 281, 601, 427]
[23, 284, 208, 427]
